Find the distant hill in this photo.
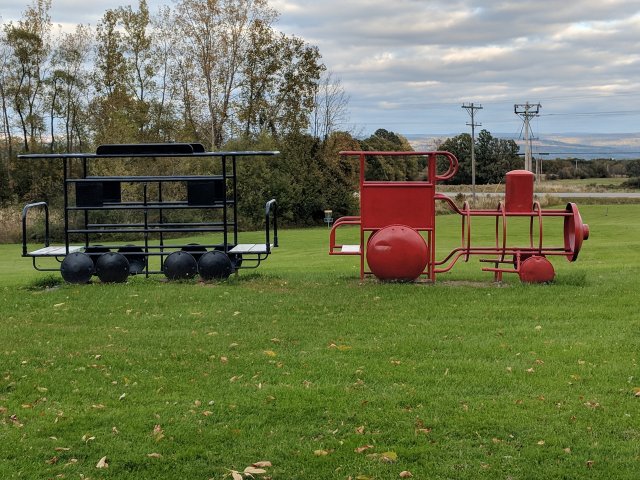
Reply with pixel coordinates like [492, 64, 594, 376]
[404, 133, 640, 160]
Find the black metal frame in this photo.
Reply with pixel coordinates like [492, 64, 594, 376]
[20, 143, 279, 277]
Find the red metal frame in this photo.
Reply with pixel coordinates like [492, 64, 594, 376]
[329, 151, 589, 283]
[329, 151, 457, 281]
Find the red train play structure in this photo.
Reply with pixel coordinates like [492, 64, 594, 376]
[329, 151, 589, 283]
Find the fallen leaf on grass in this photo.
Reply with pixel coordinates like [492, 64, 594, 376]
[96, 456, 109, 469]
[381, 451, 398, 463]
[586, 460, 595, 468]
[399, 471, 413, 478]
[152, 425, 164, 441]
[9, 415, 23, 427]
[354, 445, 374, 453]
[147, 453, 162, 458]
[367, 451, 397, 463]
[314, 449, 331, 456]
[263, 350, 277, 357]
[227, 462, 272, 479]
[46, 456, 59, 465]
[244, 466, 266, 474]
[355, 425, 365, 434]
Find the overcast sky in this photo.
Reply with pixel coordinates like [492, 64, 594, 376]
[2, 0, 640, 136]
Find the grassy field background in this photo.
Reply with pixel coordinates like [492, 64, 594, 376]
[1, 204, 639, 479]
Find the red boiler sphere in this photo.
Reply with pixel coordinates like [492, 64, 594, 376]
[366, 225, 428, 281]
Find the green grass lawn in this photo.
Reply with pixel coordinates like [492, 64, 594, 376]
[1, 204, 639, 479]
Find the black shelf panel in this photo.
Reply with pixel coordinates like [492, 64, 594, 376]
[66, 175, 227, 182]
[86, 222, 233, 228]
[67, 202, 233, 210]
[68, 226, 229, 234]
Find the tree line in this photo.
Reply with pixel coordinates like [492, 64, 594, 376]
[0, 0, 353, 214]
[438, 131, 639, 185]
[1, 1, 637, 231]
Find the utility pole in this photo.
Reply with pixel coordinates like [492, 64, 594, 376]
[462, 102, 482, 203]
[514, 102, 541, 177]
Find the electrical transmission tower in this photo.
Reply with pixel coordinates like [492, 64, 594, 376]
[514, 102, 541, 177]
[461, 102, 482, 203]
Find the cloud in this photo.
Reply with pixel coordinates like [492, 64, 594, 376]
[3, 0, 640, 134]
[272, 0, 640, 133]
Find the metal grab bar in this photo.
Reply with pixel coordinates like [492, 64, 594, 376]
[265, 199, 278, 252]
[329, 216, 361, 254]
[21, 202, 50, 256]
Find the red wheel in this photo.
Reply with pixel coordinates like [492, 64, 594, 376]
[564, 203, 590, 261]
[518, 256, 555, 283]
[366, 225, 428, 281]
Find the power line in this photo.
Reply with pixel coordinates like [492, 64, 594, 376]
[462, 103, 482, 203]
[514, 102, 541, 175]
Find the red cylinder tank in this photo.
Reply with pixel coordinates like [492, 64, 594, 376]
[505, 170, 534, 212]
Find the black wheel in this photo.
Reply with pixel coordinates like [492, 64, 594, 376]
[198, 251, 233, 280]
[164, 251, 198, 280]
[228, 253, 243, 271]
[95, 252, 130, 283]
[181, 243, 207, 263]
[85, 245, 110, 266]
[117, 245, 146, 274]
[61, 252, 94, 284]
[214, 246, 242, 271]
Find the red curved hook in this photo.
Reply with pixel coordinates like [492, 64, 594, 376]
[531, 201, 543, 254]
[434, 151, 459, 182]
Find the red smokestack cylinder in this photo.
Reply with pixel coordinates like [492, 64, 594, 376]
[505, 170, 534, 212]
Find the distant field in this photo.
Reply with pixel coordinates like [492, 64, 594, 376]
[440, 177, 635, 194]
[540, 177, 631, 191]
[1, 204, 639, 479]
